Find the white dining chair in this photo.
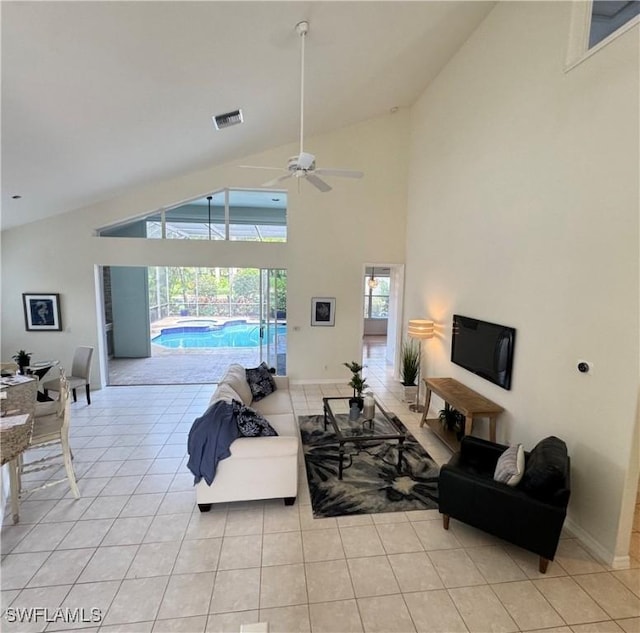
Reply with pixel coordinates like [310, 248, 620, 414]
[43, 346, 93, 404]
[14, 373, 80, 500]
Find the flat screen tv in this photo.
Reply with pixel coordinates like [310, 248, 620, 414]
[451, 315, 516, 390]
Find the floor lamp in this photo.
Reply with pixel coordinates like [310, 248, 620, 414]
[408, 319, 434, 412]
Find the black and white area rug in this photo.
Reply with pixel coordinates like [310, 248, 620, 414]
[299, 414, 440, 518]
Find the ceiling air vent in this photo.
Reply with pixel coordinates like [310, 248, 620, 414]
[212, 109, 244, 130]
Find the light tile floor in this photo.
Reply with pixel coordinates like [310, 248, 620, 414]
[2, 339, 639, 632]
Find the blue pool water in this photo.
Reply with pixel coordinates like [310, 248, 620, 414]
[152, 322, 287, 349]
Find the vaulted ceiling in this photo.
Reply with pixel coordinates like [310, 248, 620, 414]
[1, 1, 494, 230]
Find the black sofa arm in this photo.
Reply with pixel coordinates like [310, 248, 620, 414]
[458, 435, 509, 473]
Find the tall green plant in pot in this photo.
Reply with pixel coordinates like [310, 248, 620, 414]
[400, 339, 420, 403]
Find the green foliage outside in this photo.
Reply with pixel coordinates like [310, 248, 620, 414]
[147, 267, 286, 321]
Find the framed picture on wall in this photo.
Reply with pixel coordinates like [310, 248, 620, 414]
[22, 293, 62, 331]
[311, 297, 335, 327]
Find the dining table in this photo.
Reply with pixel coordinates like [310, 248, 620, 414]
[0, 376, 38, 523]
[0, 374, 38, 417]
[26, 360, 60, 400]
[27, 359, 59, 380]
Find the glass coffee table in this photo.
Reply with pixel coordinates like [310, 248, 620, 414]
[322, 396, 407, 480]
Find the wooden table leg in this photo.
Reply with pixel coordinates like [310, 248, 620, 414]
[489, 416, 497, 442]
[420, 385, 433, 427]
[463, 414, 473, 437]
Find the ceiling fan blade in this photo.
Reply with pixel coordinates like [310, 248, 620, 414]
[262, 173, 293, 187]
[305, 174, 332, 192]
[239, 165, 286, 171]
[314, 168, 364, 179]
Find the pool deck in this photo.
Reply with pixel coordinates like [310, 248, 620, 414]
[108, 348, 260, 385]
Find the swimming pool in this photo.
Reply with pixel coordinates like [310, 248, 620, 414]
[152, 321, 287, 349]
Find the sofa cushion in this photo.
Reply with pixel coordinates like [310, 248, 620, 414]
[211, 382, 243, 406]
[520, 436, 568, 499]
[493, 444, 525, 486]
[245, 362, 277, 402]
[221, 364, 253, 405]
[233, 400, 278, 437]
[251, 390, 292, 417]
[260, 413, 298, 437]
[228, 435, 299, 459]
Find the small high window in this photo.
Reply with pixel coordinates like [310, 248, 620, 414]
[566, 0, 639, 70]
[589, 1, 640, 48]
[98, 189, 287, 242]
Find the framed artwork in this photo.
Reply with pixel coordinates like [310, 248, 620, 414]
[22, 293, 62, 331]
[311, 297, 336, 327]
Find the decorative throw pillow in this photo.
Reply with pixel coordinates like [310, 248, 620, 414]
[232, 400, 278, 437]
[245, 362, 277, 402]
[494, 443, 525, 486]
[520, 436, 568, 499]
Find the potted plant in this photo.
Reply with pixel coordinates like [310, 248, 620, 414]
[439, 407, 465, 440]
[400, 338, 420, 403]
[343, 361, 368, 410]
[12, 350, 32, 375]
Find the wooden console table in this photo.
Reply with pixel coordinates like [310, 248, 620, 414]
[419, 377, 504, 450]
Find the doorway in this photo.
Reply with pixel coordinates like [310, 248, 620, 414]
[102, 265, 287, 385]
[362, 264, 404, 381]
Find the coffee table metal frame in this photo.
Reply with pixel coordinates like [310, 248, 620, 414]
[322, 396, 407, 480]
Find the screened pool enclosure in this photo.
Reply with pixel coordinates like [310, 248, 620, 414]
[104, 266, 287, 385]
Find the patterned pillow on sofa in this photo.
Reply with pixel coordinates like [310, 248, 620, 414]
[245, 362, 277, 402]
[232, 400, 278, 437]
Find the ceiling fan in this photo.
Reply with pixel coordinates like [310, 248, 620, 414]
[240, 20, 364, 192]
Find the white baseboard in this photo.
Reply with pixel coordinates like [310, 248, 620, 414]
[564, 517, 627, 568]
[610, 554, 632, 570]
[291, 378, 343, 385]
[240, 623, 268, 633]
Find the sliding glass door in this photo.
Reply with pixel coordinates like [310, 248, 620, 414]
[260, 269, 287, 374]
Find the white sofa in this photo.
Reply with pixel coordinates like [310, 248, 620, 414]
[195, 364, 300, 511]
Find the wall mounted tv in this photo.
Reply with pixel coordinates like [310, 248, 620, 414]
[451, 315, 516, 390]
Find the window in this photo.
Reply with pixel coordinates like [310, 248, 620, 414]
[228, 190, 287, 242]
[590, 1, 640, 48]
[164, 191, 226, 240]
[363, 271, 389, 319]
[567, 0, 639, 70]
[98, 189, 287, 242]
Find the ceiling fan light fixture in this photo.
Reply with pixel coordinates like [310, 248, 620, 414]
[368, 267, 379, 289]
[238, 20, 363, 192]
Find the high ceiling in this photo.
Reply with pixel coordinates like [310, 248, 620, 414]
[1, 1, 494, 230]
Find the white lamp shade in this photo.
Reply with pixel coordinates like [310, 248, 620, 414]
[408, 319, 434, 339]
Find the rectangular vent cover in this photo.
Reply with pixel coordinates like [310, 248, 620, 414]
[213, 109, 244, 130]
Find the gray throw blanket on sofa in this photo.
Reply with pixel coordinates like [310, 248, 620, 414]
[187, 400, 240, 486]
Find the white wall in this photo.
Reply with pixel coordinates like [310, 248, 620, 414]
[1, 112, 409, 385]
[405, 2, 639, 563]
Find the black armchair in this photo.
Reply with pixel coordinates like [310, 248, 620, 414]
[439, 435, 570, 573]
